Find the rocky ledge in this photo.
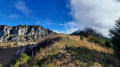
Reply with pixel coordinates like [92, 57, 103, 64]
[0, 25, 56, 42]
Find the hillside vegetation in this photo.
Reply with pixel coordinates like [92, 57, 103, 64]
[12, 34, 120, 67]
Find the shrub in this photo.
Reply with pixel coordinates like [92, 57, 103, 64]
[83, 32, 89, 38]
[40, 47, 43, 52]
[104, 39, 111, 47]
[80, 35, 84, 40]
[0, 45, 3, 48]
[88, 36, 104, 46]
[80, 32, 89, 38]
[97, 37, 104, 46]
[12, 53, 30, 67]
[88, 36, 97, 43]
[0, 45, 3, 50]
[7, 44, 11, 47]
[14, 43, 17, 45]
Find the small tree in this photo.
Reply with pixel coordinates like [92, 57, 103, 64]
[104, 39, 111, 47]
[12, 53, 30, 67]
[109, 18, 120, 56]
[88, 36, 97, 43]
[97, 37, 104, 46]
[81, 32, 89, 38]
[80, 35, 84, 40]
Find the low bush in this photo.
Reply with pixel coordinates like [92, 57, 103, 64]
[0, 45, 3, 48]
[12, 53, 30, 67]
[88, 36, 104, 46]
[0, 45, 3, 50]
[104, 39, 111, 47]
[80, 32, 89, 38]
[80, 35, 84, 40]
[88, 36, 97, 43]
[7, 44, 11, 47]
[97, 37, 104, 46]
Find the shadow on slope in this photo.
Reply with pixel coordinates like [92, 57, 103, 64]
[67, 46, 120, 67]
[0, 46, 23, 66]
[9, 35, 62, 67]
[27, 35, 62, 56]
[36, 46, 120, 67]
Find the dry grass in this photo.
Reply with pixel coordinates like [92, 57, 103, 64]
[8, 34, 119, 67]
[36, 35, 58, 44]
[58, 34, 113, 54]
[25, 34, 119, 67]
[0, 41, 36, 48]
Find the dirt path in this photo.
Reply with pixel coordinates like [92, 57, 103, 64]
[51, 42, 76, 67]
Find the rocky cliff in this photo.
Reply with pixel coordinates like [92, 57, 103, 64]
[0, 25, 56, 42]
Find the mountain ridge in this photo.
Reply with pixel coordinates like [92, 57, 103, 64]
[0, 25, 56, 43]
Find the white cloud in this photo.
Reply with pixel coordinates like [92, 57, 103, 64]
[59, 21, 78, 34]
[65, 27, 78, 34]
[15, 0, 32, 16]
[8, 14, 19, 18]
[53, 30, 65, 34]
[35, 19, 53, 26]
[45, 19, 53, 25]
[66, 0, 120, 37]
[53, 27, 78, 34]
[35, 20, 41, 25]
[60, 21, 77, 29]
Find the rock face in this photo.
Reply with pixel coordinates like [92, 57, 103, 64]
[0, 25, 56, 42]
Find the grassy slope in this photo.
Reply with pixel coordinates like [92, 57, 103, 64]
[28, 34, 120, 67]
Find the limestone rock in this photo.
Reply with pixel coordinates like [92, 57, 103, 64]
[0, 25, 56, 43]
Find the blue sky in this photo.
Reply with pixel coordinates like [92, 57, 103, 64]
[0, 0, 72, 33]
[0, 0, 120, 37]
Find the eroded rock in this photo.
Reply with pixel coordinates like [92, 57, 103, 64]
[0, 25, 56, 43]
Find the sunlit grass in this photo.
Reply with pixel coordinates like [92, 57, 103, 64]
[21, 34, 119, 67]
[58, 34, 113, 54]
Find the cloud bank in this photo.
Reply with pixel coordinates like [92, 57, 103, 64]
[65, 0, 120, 37]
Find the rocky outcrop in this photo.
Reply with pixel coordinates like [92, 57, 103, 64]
[0, 25, 56, 42]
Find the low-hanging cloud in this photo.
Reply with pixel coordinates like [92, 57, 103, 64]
[53, 27, 78, 34]
[66, 0, 120, 37]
